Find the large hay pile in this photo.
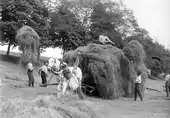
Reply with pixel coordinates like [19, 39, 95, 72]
[0, 95, 98, 118]
[63, 40, 147, 99]
[123, 40, 148, 94]
[63, 43, 136, 99]
[16, 25, 40, 65]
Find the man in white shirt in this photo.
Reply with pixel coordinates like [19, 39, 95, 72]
[165, 73, 170, 97]
[61, 67, 84, 99]
[38, 61, 49, 87]
[26, 61, 35, 87]
[134, 71, 143, 101]
[165, 73, 170, 82]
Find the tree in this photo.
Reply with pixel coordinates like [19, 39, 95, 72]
[0, 0, 9, 47]
[123, 26, 170, 76]
[49, 3, 89, 51]
[41, 0, 170, 76]
[90, 1, 123, 48]
[1, 0, 50, 58]
[44, 0, 140, 49]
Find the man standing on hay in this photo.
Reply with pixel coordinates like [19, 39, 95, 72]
[26, 61, 35, 87]
[134, 71, 143, 101]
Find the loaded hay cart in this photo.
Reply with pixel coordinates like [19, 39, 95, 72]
[39, 64, 96, 96]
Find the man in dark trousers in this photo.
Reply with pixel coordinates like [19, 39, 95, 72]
[165, 73, 170, 97]
[38, 61, 49, 87]
[134, 71, 143, 101]
[26, 61, 35, 87]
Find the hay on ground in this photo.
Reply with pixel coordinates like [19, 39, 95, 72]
[0, 95, 98, 118]
[63, 43, 135, 99]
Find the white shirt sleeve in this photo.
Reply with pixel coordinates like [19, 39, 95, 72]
[27, 63, 33, 70]
[165, 75, 170, 81]
[44, 67, 48, 74]
[135, 75, 142, 83]
[41, 65, 48, 74]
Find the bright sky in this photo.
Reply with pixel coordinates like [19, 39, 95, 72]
[123, 0, 170, 49]
[0, 45, 63, 59]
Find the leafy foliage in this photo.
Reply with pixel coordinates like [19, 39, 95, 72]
[1, 0, 170, 75]
[1, 0, 50, 53]
[122, 28, 170, 76]
[49, 3, 89, 51]
[90, 1, 123, 48]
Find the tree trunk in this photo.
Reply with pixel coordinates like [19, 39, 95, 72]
[6, 40, 11, 56]
[37, 47, 40, 63]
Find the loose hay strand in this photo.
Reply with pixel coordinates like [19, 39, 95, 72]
[0, 95, 98, 118]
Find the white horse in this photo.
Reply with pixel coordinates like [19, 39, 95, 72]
[47, 58, 84, 99]
[48, 57, 61, 71]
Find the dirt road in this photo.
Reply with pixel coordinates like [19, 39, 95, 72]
[0, 61, 170, 118]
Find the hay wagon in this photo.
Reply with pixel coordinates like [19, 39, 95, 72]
[40, 71, 96, 95]
[81, 84, 95, 96]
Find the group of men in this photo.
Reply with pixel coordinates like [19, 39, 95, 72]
[134, 71, 170, 101]
[26, 61, 49, 87]
[26, 60, 69, 87]
[26, 60, 143, 101]
[26, 60, 169, 100]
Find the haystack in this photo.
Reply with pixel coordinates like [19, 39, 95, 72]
[63, 43, 136, 99]
[16, 25, 40, 65]
[123, 40, 148, 94]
